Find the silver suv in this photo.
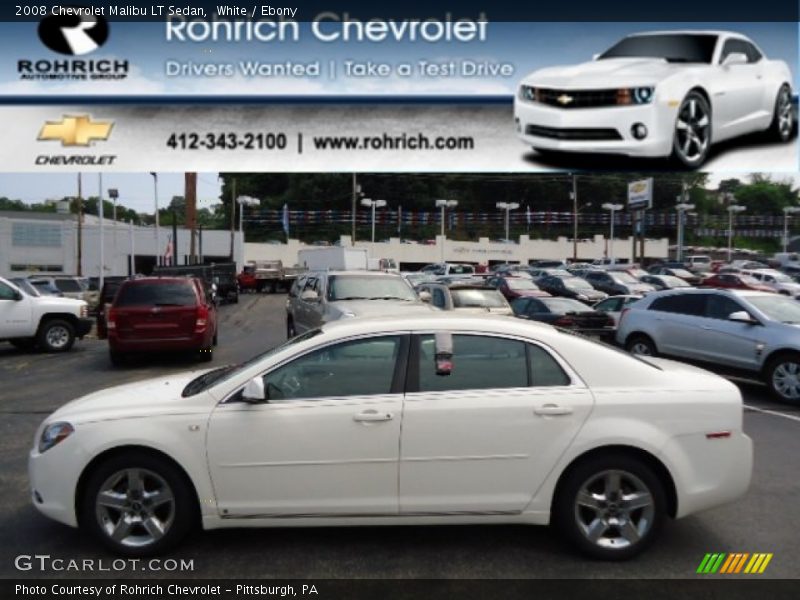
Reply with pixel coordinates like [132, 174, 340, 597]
[616, 288, 800, 403]
[286, 271, 434, 337]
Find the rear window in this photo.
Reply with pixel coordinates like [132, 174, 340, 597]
[451, 289, 508, 308]
[115, 282, 197, 307]
[649, 294, 705, 316]
[54, 279, 82, 293]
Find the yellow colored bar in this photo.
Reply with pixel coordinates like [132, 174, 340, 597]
[734, 553, 750, 573]
[758, 554, 773, 574]
[720, 554, 736, 574]
[748, 554, 765, 573]
[744, 554, 759, 574]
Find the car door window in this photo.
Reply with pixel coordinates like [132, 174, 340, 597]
[0, 281, 17, 300]
[432, 288, 446, 309]
[262, 336, 402, 400]
[649, 294, 706, 315]
[528, 344, 570, 386]
[706, 295, 746, 320]
[418, 334, 527, 392]
[720, 39, 757, 64]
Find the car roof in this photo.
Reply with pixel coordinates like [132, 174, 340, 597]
[626, 30, 744, 38]
[308, 270, 403, 277]
[121, 277, 198, 285]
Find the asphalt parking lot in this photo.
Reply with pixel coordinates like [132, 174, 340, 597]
[1, 293, 798, 579]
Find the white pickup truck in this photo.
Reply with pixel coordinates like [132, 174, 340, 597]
[0, 276, 93, 352]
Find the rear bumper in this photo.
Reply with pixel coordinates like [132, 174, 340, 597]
[109, 333, 209, 353]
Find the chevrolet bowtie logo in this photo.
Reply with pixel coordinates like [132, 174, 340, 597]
[556, 94, 574, 106]
[38, 115, 113, 146]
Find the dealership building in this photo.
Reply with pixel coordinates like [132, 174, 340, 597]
[0, 210, 243, 279]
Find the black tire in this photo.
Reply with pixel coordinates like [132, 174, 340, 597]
[109, 349, 125, 367]
[767, 84, 794, 143]
[212, 330, 219, 347]
[764, 352, 800, 405]
[37, 319, 76, 353]
[553, 453, 667, 560]
[10, 338, 37, 352]
[198, 347, 213, 362]
[286, 318, 296, 339]
[671, 91, 712, 169]
[80, 451, 196, 557]
[624, 334, 657, 357]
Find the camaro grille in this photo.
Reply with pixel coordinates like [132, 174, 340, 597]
[525, 125, 623, 141]
[536, 88, 621, 109]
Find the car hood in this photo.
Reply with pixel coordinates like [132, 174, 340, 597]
[523, 58, 690, 88]
[627, 283, 656, 293]
[32, 296, 86, 310]
[331, 300, 436, 318]
[46, 371, 214, 424]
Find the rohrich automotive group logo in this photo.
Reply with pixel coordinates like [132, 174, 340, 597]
[36, 115, 117, 166]
[38, 11, 109, 55]
[17, 6, 128, 81]
[696, 552, 773, 574]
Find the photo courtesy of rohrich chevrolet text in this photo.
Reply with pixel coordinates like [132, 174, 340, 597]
[0, 1, 798, 599]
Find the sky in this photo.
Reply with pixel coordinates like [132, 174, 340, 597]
[0, 21, 796, 96]
[1, 172, 796, 215]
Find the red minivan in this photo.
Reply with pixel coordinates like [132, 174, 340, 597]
[107, 277, 218, 365]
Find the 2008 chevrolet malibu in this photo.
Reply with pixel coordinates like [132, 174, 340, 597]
[29, 315, 752, 559]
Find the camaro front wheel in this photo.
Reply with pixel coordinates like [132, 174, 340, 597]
[81, 452, 195, 556]
[768, 84, 794, 143]
[554, 454, 666, 560]
[671, 92, 712, 169]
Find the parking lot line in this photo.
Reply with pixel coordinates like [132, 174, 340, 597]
[744, 404, 800, 424]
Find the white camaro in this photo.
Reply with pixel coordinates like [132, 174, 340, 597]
[515, 31, 794, 167]
[29, 315, 752, 559]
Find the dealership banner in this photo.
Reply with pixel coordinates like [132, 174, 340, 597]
[0, 6, 798, 172]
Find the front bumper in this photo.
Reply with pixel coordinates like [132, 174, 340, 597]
[29, 438, 85, 528]
[514, 98, 675, 158]
[76, 318, 93, 338]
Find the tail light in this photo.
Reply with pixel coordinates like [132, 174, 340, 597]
[605, 314, 615, 327]
[195, 305, 209, 333]
[107, 308, 117, 331]
[618, 307, 631, 327]
[554, 316, 574, 326]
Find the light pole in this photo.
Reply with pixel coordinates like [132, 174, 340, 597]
[727, 204, 746, 262]
[571, 174, 578, 261]
[435, 199, 458, 262]
[675, 202, 695, 263]
[601, 203, 624, 264]
[496, 202, 520, 243]
[361, 198, 386, 243]
[237, 196, 260, 269]
[109, 188, 119, 271]
[783, 206, 800, 253]
[149, 173, 160, 266]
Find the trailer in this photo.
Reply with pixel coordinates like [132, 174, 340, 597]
[240, 260, 305, 293]
[153, 262, 239, 303]
[298, 247, 369, 271]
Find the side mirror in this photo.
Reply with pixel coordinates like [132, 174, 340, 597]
[242, 377, 266, 403]
[419, 290, 432, 303]
[722, 52, 748, 67]
[729, 311, 757, 324]
[300, 290, 319, 302]
[434, 332, 454, 376]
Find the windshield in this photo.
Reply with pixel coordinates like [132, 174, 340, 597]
[506, 279, 539, 291]
[671, 269, 694, 278]
[598, 34, 718, 63]
[611, 273, 638, 284]
[451, 289, 508, 308]
[327, 275, 417, 301]
[739, 276, 761, 285]
[563, 277, 594, 290]
[183, 329, 323, 396]
[663, 276, 690, 287]
[747, 295, 800, 324]
[542, 298, 593, 314]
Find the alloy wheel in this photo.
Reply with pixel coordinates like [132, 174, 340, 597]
[674, 96, 711, 165]
[771, 360, 800, 401]
[573, 469, 655, 550]
[629, 341, 653, 356]
[777, 88, 793, 140]
[45, 325, 71, 350]
[95, 468, 175, 548]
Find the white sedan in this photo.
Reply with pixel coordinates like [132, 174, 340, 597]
[29, 315, 752, 559]
[515, 31, 794, 167]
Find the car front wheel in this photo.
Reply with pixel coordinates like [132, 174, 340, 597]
[81, 452, 195, 556]
[625, 334, 657, 357]
[766, 353, 800, 404]
[671, 91, 712, 168]
[37, 319, 76, 353]
[768, 84, 794, 143]
[554, 454, 666, 560]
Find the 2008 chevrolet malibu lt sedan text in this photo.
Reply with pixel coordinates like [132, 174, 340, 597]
[29, 315, 752, 560]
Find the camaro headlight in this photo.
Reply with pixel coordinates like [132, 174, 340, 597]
[39, 422, 74, 453]
[519, 85, 537, 102]
[617, 87, 655, 105]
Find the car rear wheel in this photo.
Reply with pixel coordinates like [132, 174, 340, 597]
[37, 319, 76, 353]
[81, 452, 195, 556]
[768, 84, 794, 143]
[625, 335, 657, 357]
[766, 353, 800, 404]
[109, 349, 125, 367]
[671, 92, 712, 168]
[198, 347, 213, 362]
[287, 318, 296, 339]
[554, 454, 666, 560]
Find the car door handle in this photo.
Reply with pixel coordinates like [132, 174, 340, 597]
[534, 405, 573, 417]
[353, 410, 394, 423]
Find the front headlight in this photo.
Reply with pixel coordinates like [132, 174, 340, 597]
[519, 85, 537, 102]
[39, 422, 74, 453]
[80, 304, 88, 318]
[616, 87, 655, 105]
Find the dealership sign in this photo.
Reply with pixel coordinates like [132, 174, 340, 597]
[628, 179, 653, 210]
